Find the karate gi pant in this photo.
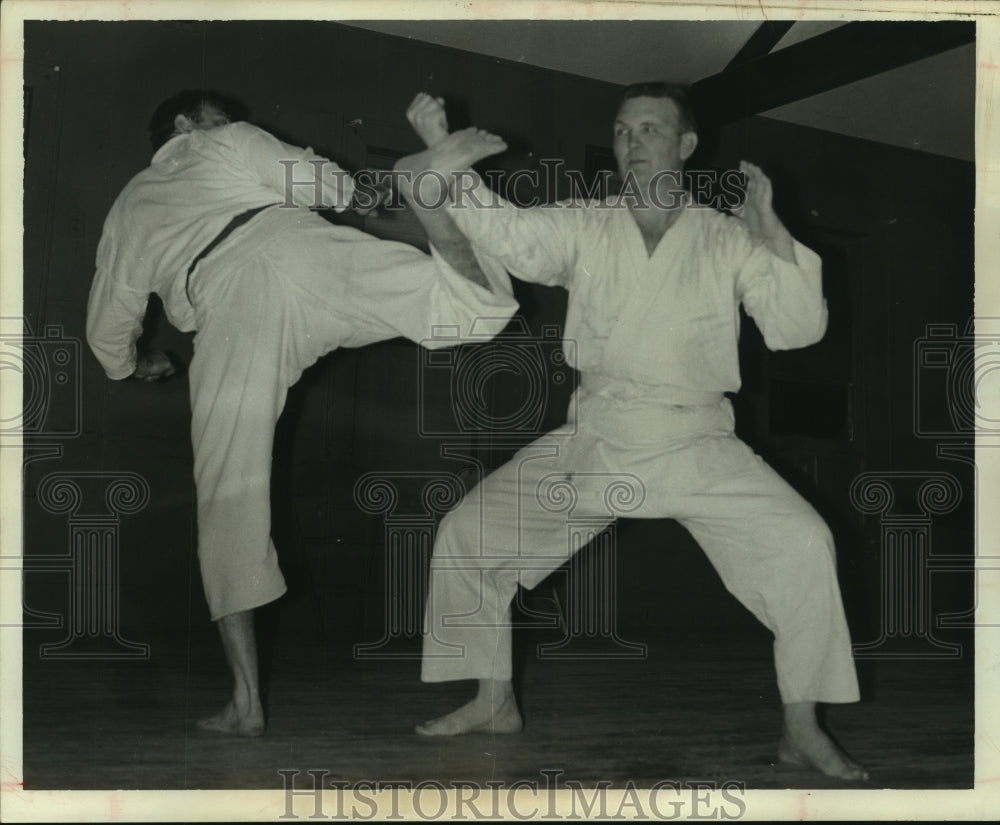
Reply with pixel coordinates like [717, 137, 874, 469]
[421, 390, 860, 704]
[187, 207, 514, 620]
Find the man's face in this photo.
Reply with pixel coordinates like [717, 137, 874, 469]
[612, 96, 696, 185]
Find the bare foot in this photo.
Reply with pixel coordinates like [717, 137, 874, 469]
[394, 127, 507, 207]
[778, 726, 868, 781]
[407, 92, 449, 147]
[197, 700, 265, 738]
[416, 685, 523, 736]
[396, 127, 507, 174]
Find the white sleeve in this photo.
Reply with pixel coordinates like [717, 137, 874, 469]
[445, 175, 581, 288]
[86, 226, 148, 380]
[731, 219, 828, 351]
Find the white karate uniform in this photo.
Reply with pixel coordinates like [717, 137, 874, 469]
[87, 125, 517, 620]
[421, 182, 860, 704]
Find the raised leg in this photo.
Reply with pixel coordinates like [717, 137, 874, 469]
[395, 105, 509, 292]
[394, 127, 506, 211]
[395, 174, 493, 292]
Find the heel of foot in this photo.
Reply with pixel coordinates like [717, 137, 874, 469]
[777, 734, 868, 781]
[777, 737, 809, 769]
[414, 696, 523, 737]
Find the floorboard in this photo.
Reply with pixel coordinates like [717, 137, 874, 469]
[21, 618, 973, 792]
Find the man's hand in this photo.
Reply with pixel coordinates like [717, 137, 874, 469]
[406, 93, 449, 147]
[734, 161, 795, 263]
[133, 350, 176, 382]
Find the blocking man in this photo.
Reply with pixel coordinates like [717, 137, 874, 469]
[399, 86, 867, 781]
[86, 90, 514, 737]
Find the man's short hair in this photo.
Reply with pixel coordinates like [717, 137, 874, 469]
[619, 82, 698, 136]
[147, 89, 250, 152]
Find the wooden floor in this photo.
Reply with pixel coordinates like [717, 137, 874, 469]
[20, 612, 973, 792]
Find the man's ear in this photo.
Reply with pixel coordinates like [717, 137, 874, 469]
[680, 131, 698, 162]
[174, 113, 194, 134]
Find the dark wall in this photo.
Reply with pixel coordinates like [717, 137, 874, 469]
[21, 21, 974, 654]
[713, 114, 974, 466]
[710, 114, 974, 642]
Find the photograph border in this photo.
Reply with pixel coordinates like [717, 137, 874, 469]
[2, 0, 997, 820]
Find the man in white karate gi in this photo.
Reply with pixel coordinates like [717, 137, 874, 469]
[86, 90, 515, 737]
[398, 85, 867, 781]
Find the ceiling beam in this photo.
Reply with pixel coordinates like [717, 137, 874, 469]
[692, 21, 975, 127]
[724, 21, 796, 71]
